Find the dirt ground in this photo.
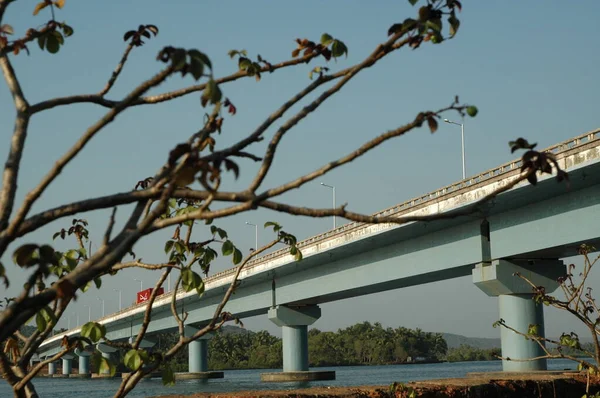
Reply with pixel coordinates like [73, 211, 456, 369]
[152, 373, 600, 398]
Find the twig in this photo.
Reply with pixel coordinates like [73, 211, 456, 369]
[132, 269, 171, 350]
[103, 207, 117, 245]
[99, 44, 134, 96]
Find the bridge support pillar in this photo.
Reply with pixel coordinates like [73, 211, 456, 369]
[261, 305, 335, 382]
[96, 343, 118, 377]
[474, 259, 565, 372]
[74, 347, 92, 377]
[61, 354, 74, 375]
[48, 361, 56, 375]
[179, 326, 223, 380]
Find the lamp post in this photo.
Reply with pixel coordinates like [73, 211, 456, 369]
[83, 305, 91, 322]
[73, 312, 79, 327]
[245, 222, 258, 251]
[113, 288, 122, 310]
[443, 119, 466, 180]
[134, 278, 143, 291]
[320, 182, 336, 229]
[97, 297, 105, 317]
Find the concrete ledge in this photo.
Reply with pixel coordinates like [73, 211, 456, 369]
[175, 371, 224, 380]
[69, 373, 91, 378]
[260, 371, 336, 382]
[52, 374, 69, 378]
[122, 372, 162, 379]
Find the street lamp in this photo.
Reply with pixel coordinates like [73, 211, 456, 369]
[97, 297, 105, 317]
[245, 222, 258, 252]
[443, 119, 466, 180]
[73, 312, 79, 327]
[134, 278, 143, 291]
[113, 288, 122, 310]
[320, 182, 336, 229]
[83, 304, 91, 322]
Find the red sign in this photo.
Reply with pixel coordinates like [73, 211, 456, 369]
[136, 287, 164, 304]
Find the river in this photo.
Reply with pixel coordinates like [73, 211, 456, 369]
[0, 359, 580, 397]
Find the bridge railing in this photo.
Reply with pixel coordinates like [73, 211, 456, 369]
[83, 128, 600, 324]
[205, 128, 600, 281]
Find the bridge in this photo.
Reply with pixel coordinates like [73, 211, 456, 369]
[37, 128, 600, 380]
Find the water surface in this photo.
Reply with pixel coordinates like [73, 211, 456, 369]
[0, 359, 579, 398]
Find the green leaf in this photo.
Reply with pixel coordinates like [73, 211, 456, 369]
[164, 240, 174, 254]
[124, 349, 143, 371]
[320, 33, 334, 46]
[61, 23, 74, 37]
[174, 241, 186, 255]
[264, 221, 282, 232]
[38, 35, 46, 50]
[93, 277, 102, 289]
[188, 49, 212, 70]
[80, 280, 91, 292]
[35, 311, 47, 332]
[52, 31, 64, 45]
[331, 40, 348, 59]
[466, 106, 478, 117]
[99, 356, 116, 376]
[162, 365, 175, 386]
[527, 324, 539, 336]
[238, 57, 251, 71]
[187, 50, 205, 80]
[45, 34, 59, 54]
[233, 248, 243, 265]
[408, 0, 419, 5]
[181, 268, 203, 295]
[221, 240, 234, 256]
[13, 244, 39, 267]
[200, 78, 222, 107]
[448, 15, 460, 37]
[65, 249, 79, 260]
[35, 307, 56, 333]
[81, 322, 106, 343]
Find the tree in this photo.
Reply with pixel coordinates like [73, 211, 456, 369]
[0, 0, 567, 397]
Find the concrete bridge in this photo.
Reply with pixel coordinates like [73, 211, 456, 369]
[37, 128, 600, 380]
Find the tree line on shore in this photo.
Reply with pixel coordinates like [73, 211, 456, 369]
[154, 321, 500, 371]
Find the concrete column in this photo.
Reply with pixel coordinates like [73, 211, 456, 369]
[79, 355, 90, 374]
[189, 338, 208, 373]
[182, 326, 223, 379]
[48, 361, 56, 375]
[474, 259, 565, 372]
[62, 357, 73, 375]
[282, 325, 310, 371]
[74, 347, 92, 375]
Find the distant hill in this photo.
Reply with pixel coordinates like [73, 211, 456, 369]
[441, 333, 500, 349]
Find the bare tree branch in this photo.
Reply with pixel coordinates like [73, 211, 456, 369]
[29, 52, 320, 113]
[248, 34, 409, 192]
[0, 53, 30, 232]
[1, 64, 177, 253]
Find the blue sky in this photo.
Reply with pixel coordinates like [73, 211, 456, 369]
[1, 1, 599, 339]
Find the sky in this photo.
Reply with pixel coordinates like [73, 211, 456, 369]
[1, 1, 599, 340]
